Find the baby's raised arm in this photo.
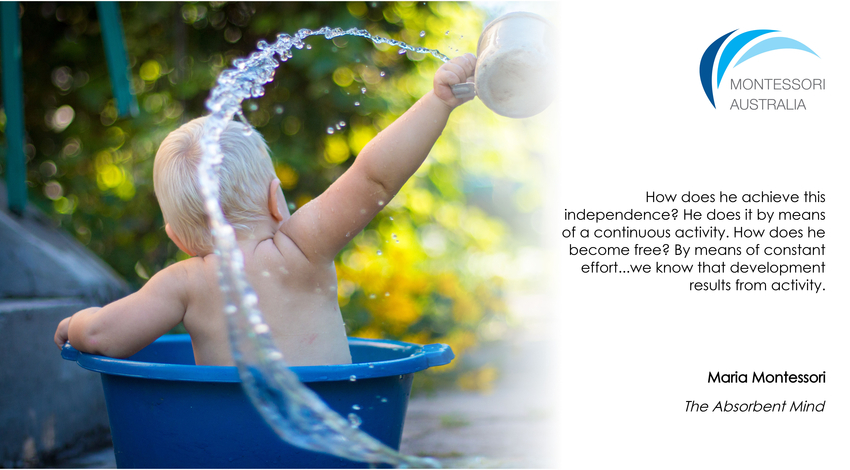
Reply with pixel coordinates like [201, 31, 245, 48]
[279, 54, 477, 263]
[54, 262, 190, 357]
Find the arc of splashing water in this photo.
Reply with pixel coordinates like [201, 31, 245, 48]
[199, 26, 449, 467]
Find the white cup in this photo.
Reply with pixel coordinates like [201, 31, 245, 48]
[452, 12, 555, 119]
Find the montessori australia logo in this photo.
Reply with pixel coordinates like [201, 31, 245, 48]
[699, 29, 823, 110]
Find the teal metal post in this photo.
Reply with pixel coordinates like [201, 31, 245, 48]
[1, 1, 27, 215]
[96, 2, 138, 118]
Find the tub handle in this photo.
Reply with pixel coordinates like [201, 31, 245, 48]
[422, 343, 455, 367]
[61, 342, 81, 361]
[450, 82, 476, 100]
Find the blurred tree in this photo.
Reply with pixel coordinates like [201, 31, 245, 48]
[0, 2, 548, 389]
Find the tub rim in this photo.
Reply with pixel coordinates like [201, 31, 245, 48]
[61, 335, 454, 383]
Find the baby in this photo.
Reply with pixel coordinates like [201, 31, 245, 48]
[54, 54, 476, 367]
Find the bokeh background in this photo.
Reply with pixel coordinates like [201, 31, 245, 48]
[0, 1, 550, 391]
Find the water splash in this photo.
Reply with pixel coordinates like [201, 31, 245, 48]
[199, 26, 449, 468]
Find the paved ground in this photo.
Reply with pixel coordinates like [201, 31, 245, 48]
[57, 297, 555, 469]
[400, 337, 556, 468]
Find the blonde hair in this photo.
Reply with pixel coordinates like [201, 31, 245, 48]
[153, 116, 276, 254]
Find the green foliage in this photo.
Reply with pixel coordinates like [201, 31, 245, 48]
[2, 2, 547, 388]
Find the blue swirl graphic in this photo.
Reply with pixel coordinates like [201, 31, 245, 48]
[699, 30, 735, 109]
[735, 37, 819, 66]
[700, 29, 818, 108]
[716, 29, 776, 87]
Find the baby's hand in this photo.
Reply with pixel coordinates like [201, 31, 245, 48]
[433, 53, 477, 109]
[54, 317, 71, 349]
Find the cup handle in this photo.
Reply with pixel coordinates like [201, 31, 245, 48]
[450, 82, 476, 100]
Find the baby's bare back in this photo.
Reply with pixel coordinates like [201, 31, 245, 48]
[180, 235, 352, 367]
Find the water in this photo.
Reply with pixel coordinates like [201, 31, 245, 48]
[199, 26, 450, 468]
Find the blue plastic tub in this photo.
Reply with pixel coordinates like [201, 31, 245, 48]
[61, 334, 453, 468]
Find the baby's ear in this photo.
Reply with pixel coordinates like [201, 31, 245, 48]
[268, 179, 285, 222]
[165, 223, 196, 257]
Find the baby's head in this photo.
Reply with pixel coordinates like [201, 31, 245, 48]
[154, 116, 278, 255]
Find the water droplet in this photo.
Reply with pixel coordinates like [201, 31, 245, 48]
[274, 105, 284, 114]
[398, 48, 407, 55]
[361, 87, 366, 94]
[368, 364, 375, 369]
[348, 413, 362, 428]
[389, 216, 394, 221]
[266, 350, 283, 361]
[352, 404, 361, 410]
[369, 294, 376, 299]
[327, 127, 334, 134]
[349, 375, 357, 382]
[339, 121, 346, 127]
[345, 232, 351, 238]
[377, 200, 384, 206]
[354, 101, 360, 106]
[380, 71, 386, 77]
[224, 305, 237, 314]
[420, 31, 426, 38]
[384, 292, 390, 297]
[305, 44, 312, 50]
[381, 397, 388, 403]
[261, 270, 270, 277]
[288, 202, 296, 210]
[445, 31, 450, 35]
[248, 102, 258, 111]
[376, 250, 382, 256]
[254, 323, 270, 334]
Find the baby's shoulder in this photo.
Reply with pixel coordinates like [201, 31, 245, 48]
[268, 231, 314, 265]
[160, 256, 224, 306]
[153, 257, 209, 290]
[254, 234, 327, 279]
